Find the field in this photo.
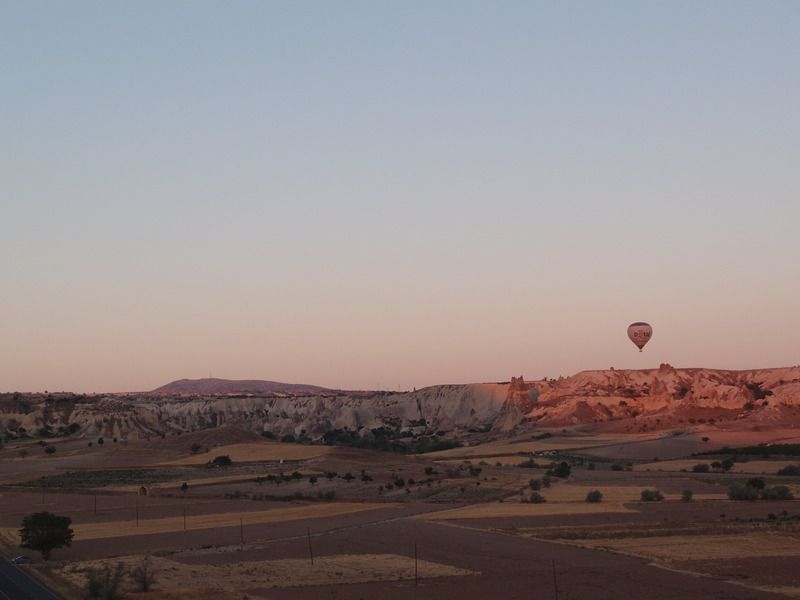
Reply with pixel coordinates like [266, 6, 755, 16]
[2, 424, 800, 599]
[54, 553, 474, 597]
[163, 441, 330, 465]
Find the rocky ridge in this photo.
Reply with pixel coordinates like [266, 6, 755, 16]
[2, 365, 799, 441]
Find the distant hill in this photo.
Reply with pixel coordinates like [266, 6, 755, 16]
[151, 378, 332, 395]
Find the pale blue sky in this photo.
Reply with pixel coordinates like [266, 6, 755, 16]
[2, 1, 798, 392]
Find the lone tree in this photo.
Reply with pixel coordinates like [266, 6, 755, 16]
[19, 511, 74, 560]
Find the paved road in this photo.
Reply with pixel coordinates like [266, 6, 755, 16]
[0, 557, 62, 600]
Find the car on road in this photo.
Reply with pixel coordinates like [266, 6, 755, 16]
[12, 555, 32, 564]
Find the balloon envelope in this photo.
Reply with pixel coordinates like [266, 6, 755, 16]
[627, 322, 652, 351]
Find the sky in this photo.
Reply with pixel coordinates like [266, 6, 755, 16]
[1, 1, 799, 393]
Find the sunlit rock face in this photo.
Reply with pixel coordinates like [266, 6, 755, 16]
[2, 366, 799, 440]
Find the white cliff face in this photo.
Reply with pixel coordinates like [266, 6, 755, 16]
[3, 366, 800, 440]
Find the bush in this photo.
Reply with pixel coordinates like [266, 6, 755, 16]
[682, 489, 693, 502]
[728, 483, 759, 501]
[528, 492, 546, 503]
[746, 478, 766, 490]
[640, 489, 664, 502]
[210, 455, 232, 466]
[761, 486, 794, 501]
[549, 462, 571, 478]
[529, 479, 541, 491]
[130, 556, 157, 592]
[692, 463, 709, 473]
[585, 490, 603, 503]
[777, 465, 800, 476]
[44, 445, 56, 455]
[611, 463, 624, 471]
[86, 562, 125, 599]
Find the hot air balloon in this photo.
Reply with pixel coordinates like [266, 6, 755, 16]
[627, 322, 652, 352]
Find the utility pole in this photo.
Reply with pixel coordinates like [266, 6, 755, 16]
[414, 543, 418, 587]
[552, 559, 559, 600]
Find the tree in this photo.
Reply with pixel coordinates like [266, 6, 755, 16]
[682, 489, 694, 502]
[19, 511, 74, 560]
[692, 463, 709, 473]
[746, 478, 765, 490]
[44, 445, 56, 455]
[761, 486, 794, 501]
[728, 482, 759, 501]
[211, 455, 232, 466]
[721, 458, 735, 472]
[640, 489, 664, 502]
[130, 556, 157, 592]
[180, 482, 188, 494]
[97, 437, 104, 445]
[549, 462, 571, 478]
[528, 492, 546, 503]
[585, 490, 603, 503]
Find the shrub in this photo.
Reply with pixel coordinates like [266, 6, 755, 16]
[640, 489, 664, 502]
[746, 478, 766, 490]
[210, 455, 232, 466]
[44, 445, 56, 455]
[682, 489, 693, 502]
[528, 492, 546, 503]
[130, 556, 157, 592]
[692, 463, 709, 473]
[728, 483, 759, 501]
[777, 465, 800, 476]
[761, 486, 794, 501]
[611, 463, 624, 471]
[529, 479, 542, 491]
[86, 562, 125, 599]
[585, 490, 603, 503]
[549, 462, 571, 478]
[721, 458, 735, 472]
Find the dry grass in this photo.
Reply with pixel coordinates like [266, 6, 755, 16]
[162, 442, 329, 465]
[0, 503, 390, 542]
[426, 432, 664, 459]
[105, 473, 271, 493]
[55, 553, 474, 596]
[417, 501, 635, 520]
[634, 459, 800, 475]
[577, 533, 800, 561]
[542, 484, 726, 503]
